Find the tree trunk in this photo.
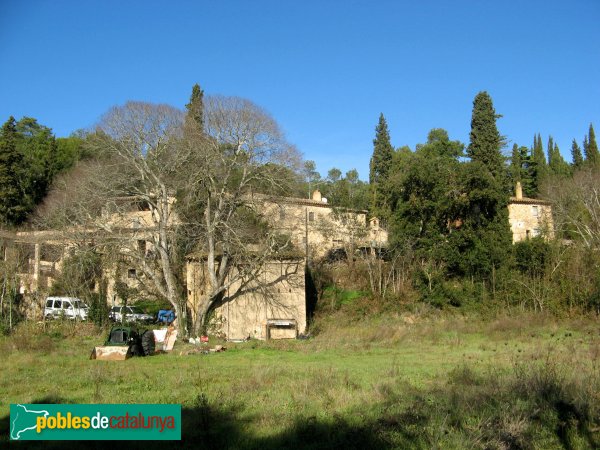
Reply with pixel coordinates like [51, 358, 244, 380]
[193, 297, 214, 337]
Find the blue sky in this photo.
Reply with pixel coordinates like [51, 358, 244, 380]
[1, 0, 598, 180]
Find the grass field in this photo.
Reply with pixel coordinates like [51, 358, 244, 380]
[1, 312, 599, 449]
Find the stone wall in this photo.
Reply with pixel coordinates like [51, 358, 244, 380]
[186, 257, 306, 340]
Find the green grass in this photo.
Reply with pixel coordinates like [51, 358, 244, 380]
[1, 314, 599, 449]
[321, 286, 367, 309]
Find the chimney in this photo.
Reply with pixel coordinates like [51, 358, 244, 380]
[515, 181, 523, 200]
[312, 190, 322, 202]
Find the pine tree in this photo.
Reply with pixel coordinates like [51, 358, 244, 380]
[369, 113, 394, 215]
[571, 139, 584, 169]
[0, 117, 27, 225]
[467, 91, 505, 179]
[585, 123, 599, 166]
[185, 83, 205, 130]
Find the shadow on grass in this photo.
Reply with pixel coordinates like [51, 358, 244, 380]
[3, 370, 598, 450]
[1, 395, 392, 450]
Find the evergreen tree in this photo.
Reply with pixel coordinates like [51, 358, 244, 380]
[546, 136, 554, 166]
[369, 113, 394, 215]
[463, 93, 513, 279]
[466, 91, 505, 179]
[0, 117, 28, 225]
[185, 83, 205, 130]
[585, 123, 599, 166]
[391, 128, 512, 282]
[510, 143, 522, 183]
[548, 140, 570, 177]
[510, 144, 536, 197]
[15, 117, 58, 210]
[447, 161, 513, 280]
[530, 133, 547, 195]
[571, 139, 584, 169]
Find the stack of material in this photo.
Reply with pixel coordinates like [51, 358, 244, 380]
[153, 326, 178, 351]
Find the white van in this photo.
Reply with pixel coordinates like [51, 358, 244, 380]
[44, 297, 89, 320]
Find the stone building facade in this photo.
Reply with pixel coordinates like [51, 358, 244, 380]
[508, 182, 554, 243]
[186, 255, 306, 340]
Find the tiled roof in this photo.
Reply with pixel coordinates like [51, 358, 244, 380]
[509, 197, 551, 205]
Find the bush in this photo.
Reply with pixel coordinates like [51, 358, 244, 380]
[515, 237, 550, 277]
[86, 292, 109, 326]
[134, 297, 172, 317]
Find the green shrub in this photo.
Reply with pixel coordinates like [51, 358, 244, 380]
[86, 292, 109, 326]
[515, 237, 550, 277]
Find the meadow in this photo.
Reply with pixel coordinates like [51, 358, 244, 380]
[1, 312, 599, 449]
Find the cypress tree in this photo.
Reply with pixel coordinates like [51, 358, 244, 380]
[0, 117, 28, 225]
[369, 113, 394, 215]
[530, 133, 547, 195]
[514, 145, 536, 197]
[585, 123, 599, 166]
[548, 141, 570, 177]
[510, 143, 521, 183]
[571, 139, 584, 169]
[462, 92, 512, 280]
[546, 136, 554, 166]
[467, 91, 505, 179]
[185, 83, 205, 130]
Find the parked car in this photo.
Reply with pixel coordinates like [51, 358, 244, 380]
[109, 305, 154, 324]
[44, 297, 89, 320]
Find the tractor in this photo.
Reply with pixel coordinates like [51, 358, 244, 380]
[91, 325, 155, 361]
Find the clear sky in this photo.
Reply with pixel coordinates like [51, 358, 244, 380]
[1, 0, 598, 180]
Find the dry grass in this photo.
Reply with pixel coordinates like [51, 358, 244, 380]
[1, 314, 599, 449]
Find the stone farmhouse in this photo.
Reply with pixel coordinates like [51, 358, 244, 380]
[508, 182, 554, 243]
[185, 190, 387, 340]
[1, 191, 387, 339]
[2, 184, 553, 337]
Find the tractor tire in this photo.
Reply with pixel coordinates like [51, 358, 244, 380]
[130, 344, 143, 357]
[141, 330, 155, 356]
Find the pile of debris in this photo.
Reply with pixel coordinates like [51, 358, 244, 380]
[182, 336, 226, 355]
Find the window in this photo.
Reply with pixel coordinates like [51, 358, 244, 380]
[54, 300, 62, 308]
[138, 240, 147, 255]
[532, 206, 538, 217]
[308, 211, 315, 222]
[128, 268, 137, 279]
[46, 300, 53, 308]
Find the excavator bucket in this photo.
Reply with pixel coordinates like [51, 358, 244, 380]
[90, 346, 130, 361]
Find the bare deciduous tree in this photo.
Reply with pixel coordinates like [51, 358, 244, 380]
[186, 95, 301, 335]
[543, 167, 600, 248]
[37, 95, 301, 337]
